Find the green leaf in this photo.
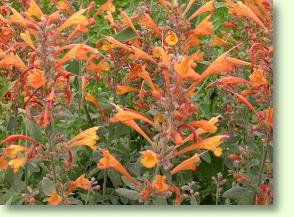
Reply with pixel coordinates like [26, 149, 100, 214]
[121, 176, 139, 190]
[40, 177, 56, 195]
[116, 188, 139, 201]
[222, 186, 253, 200]
[7, 116, 17, 131]
[200, 151, 211, 164]
[113, 27, 137, 42]
[108, 170, 122, 188]
[25, 119, 44, 143]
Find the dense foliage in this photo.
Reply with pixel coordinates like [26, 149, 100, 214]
[0, 0, 273, 205]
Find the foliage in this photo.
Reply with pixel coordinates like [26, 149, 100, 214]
[0, 0, 273, 205]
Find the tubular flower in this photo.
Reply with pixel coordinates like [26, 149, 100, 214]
[0, 158, 8, 170]
[249, 68, 268, 88]
[131, 46, 157, 63]
[3, 145, 29, 158]
[188, 120, 218, 134]
[57, 44, 96, 65]
[85, 93, 102, 110]
[175, 135, 229, 157]
[140, 150, 158, 169]
[56, 0, 73, 14]
[7, 7, 28, 27]
[116, 85, 139, 95]
[182, 0, 196, 17]
[57, 8, 88, 33]
[20, 30, 36, 50]
[0, 53, 27, 72]
[215, 76, 250, 88]
[210, 36, 230, 48]
[225, 0, 268, 30]
[65, 174, 91, 193]
[171, 153, 200, 175]
[8, 157, 27, 173]
[94, 0, 115, 17]
[188, 0, 214, 21]
[165, 31, 178, 46]
[110, 105, 154, 146]
[106, 36, 132, 51]
[200, 51, 251, 82]
[48, 192, 62, 206]
[152, 175, 169, 193]
[139, 13, 162, 38]
[0, 134, 38, 146]
[152, 47, 171, 66]
[27, 69, 46, 89]
[120, 11, 137, 33]
[25, 0, 44, 20]
[174, 57, 201, 85]
[65, 127, 99, 150]
[97, 149, 141, 188]
[187, 15, 213, 36]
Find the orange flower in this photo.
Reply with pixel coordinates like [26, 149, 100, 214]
[210, 36, 230, 48]
[116, 85, 139, 95]
[94, 0, 115, 17]
[57, 9, 88, 33]
[27, 69, 46, 89]
[175, 135, 228, 157]
[249, 68, 268, 88]
[106, 36, 132, 51]
[216, 76, 250, 88]
[8, 7, 28, 27]
[171, 153, 200, 175]
[152, 47, 171, 66]
[182, 0, 196, 17]
[139, 13, 162, 38]
[97, 149, 141, 188]
[56, 0, 73, 14]
[131, 46, 157, 63]
[200, 51, 251, 82]
[140, 150, 158, 169]
[165, 31, 178, 46]
[174, 57, 200, 85]
[8, 157, 27, 173]
[20, 30, 36, 49]
[0, 53, 27, 72]
[0, 157, 8, 170]
[152, 175, 169, 193]
[48, 192, 62, 206]
[188, 120, 218, 134]
[25, 0, 43, 20]
[187, 15, 213, 36]
[66, 174, 91, 193]
[65, 126, 99, 150]
[120, 11, 137, 33]
[110, 105, 155, 145]
[226, 0, 267, 30]
[183, 35, 200, 52]
[188, 0, 214, 21]
[57, 44, 96, 65]
[262, 107, 273, 129]
[4, 145, 29, 158]
[85, 93, 102, 110]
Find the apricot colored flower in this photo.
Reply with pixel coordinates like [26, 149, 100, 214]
[140, 150, 158, 169]
[66, 174, 91, 193]
[25, 0, 43, 20]
[226, 0, 267, 30]
[174, 57, 200, 85]
[56, 0, 73, 14]
[116, 85, 139, 95]
[175, 135, 228, 157]
[152, 47, 171, 66]
[120, 11, 136, 33]
[200, 51, 251, 82]
[94, 0, 115, 17]
[182, 0, 196, 17]
[249, 68, 268, 88]
[48, 192, 62, 206]
[0, 157, 8, 170]
[110, 105, 154, 146]
[57, 9, 88, 33]
[97, 149, 140, 188]
[210, 36, 229, 48]
[139, 13, 162, 38]
[0, 53, 27, 72]
[188, 120, 218, 134]
[20, 30, 36, 50]
[27, 69, 46, 89]
[85, 93, 101, 110]
[183, 35, 200, 52]
[57, 44, 96, 65]
[187, 15, 213, 36]
[216, 76, 250, 88]
[4, 145, 29, 158]
[165, 31, 178, 46]
[188, 0, 214, 21]
[8, 157, 27, 173]
[131, 46, 157, 63]
[8, 7, 28, 27]
[171, 153, 200, 175]
[152, 175, 169, 193]
[65, 126, 99, 150]
[106, 36, 132, 51]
